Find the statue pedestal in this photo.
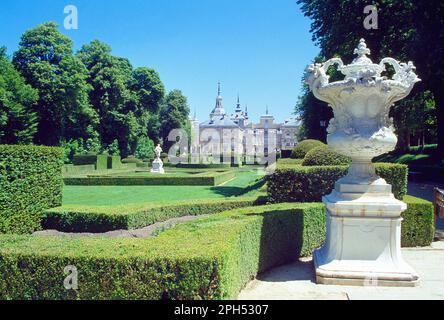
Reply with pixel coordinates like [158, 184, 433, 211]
[314, 178, 419, 287]
[151, 158, 165, 174]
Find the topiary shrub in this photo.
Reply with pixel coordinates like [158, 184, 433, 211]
[0, 145, 64, 234]
[302, 146, 352, 166]
[291, 139, 326, 159]
[401, 196, 435, 247]
[73, 153, 107, 170]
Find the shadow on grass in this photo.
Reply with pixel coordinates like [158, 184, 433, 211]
[210, 178, 267, 197]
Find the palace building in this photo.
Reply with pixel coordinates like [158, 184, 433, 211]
[190, 83, 300, 162]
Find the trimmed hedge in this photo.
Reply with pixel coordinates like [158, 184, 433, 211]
[63, 164, 96, 175]
[0, 198, 433, 299]
[176, 163, 232, 169]
[122, 156, 143, 165]
[267, 163, 408, 202]
[0, 203, 326, 300]
[43, 197, 262, 232]
[291, 139, 326, 159]
[402, 196, 435, 247]
[64, 171, 236, 186]
[0, 145, 64, 234]
[107, 156, 122, 169]
[302, 146, 351, 166]
[73, 154, 108, 170]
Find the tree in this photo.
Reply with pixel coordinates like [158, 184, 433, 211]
[131, 67, 165, 144]
[12, 22, 96, 146]
[297, 0, 443, 155]
[135, 136, 155, 160]
[391, 91, 437, 150]
[159, 90, 190, 150]
[131, 67, 165, 114]
[77, 40, 138, 157]
[0, 48, 38, 144]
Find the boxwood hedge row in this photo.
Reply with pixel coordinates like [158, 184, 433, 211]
[64, 171, 236, 186]
[0, 203, 326, 300]
[267, 163, 408, 202]
[43, 197, 263, 232]
[0, 196, 433, 300]
[0, 145, 64, 234]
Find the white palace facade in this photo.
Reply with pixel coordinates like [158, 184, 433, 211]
[189, 84, 300, 163]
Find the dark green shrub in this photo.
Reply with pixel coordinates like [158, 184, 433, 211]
[302, 146, 351, 166]
[72, 154, 97, 166]
[43, 198, 261, 232]
[291, 139, 325, 159]
[402, 196, 435, 247]
[0, 203, 326, 300]
[0, 145, 64, 234]
[73, 154, 108, 170]
[267, 163, 407, 202]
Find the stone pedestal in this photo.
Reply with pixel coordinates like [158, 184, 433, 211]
[314, 171, 419, 287]
[305, 39, 421, 288]
[150, 158, 165, 174]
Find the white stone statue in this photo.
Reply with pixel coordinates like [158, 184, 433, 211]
[154, 144, 162, 159]
[151, 144, 165, 174]
[306, 39, 420, 286]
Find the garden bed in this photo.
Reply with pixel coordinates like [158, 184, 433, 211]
[0, 196, 433, 300]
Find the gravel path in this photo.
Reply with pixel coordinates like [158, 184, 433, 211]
[33, 215, 209, 239]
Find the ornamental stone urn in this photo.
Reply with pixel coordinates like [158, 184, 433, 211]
[151, 144, 165, 174]
[306, 39, 421, 286]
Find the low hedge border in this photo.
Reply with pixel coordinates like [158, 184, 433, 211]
[64, 170, 236, 186]
[0, 203, 326, 300]
[267, 163, 408, 202]
[0, 197, 433, 300]
[43, 197, 263, 232]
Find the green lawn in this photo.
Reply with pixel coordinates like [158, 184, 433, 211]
[63, 169, 265, 206]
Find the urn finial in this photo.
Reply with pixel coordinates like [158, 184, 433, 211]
[354, 38, 371, 58]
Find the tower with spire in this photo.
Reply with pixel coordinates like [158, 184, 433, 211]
[210, 82, 225, 119]
[231, 94, 247, 127]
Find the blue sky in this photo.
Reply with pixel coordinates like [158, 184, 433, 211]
[0, 0, 319, 122]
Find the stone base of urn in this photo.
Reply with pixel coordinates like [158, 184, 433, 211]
[150, 158, 165, 174]
[314, 172, 419, 287]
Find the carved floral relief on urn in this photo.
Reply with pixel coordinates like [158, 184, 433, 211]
[306, 39, 420, 182]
